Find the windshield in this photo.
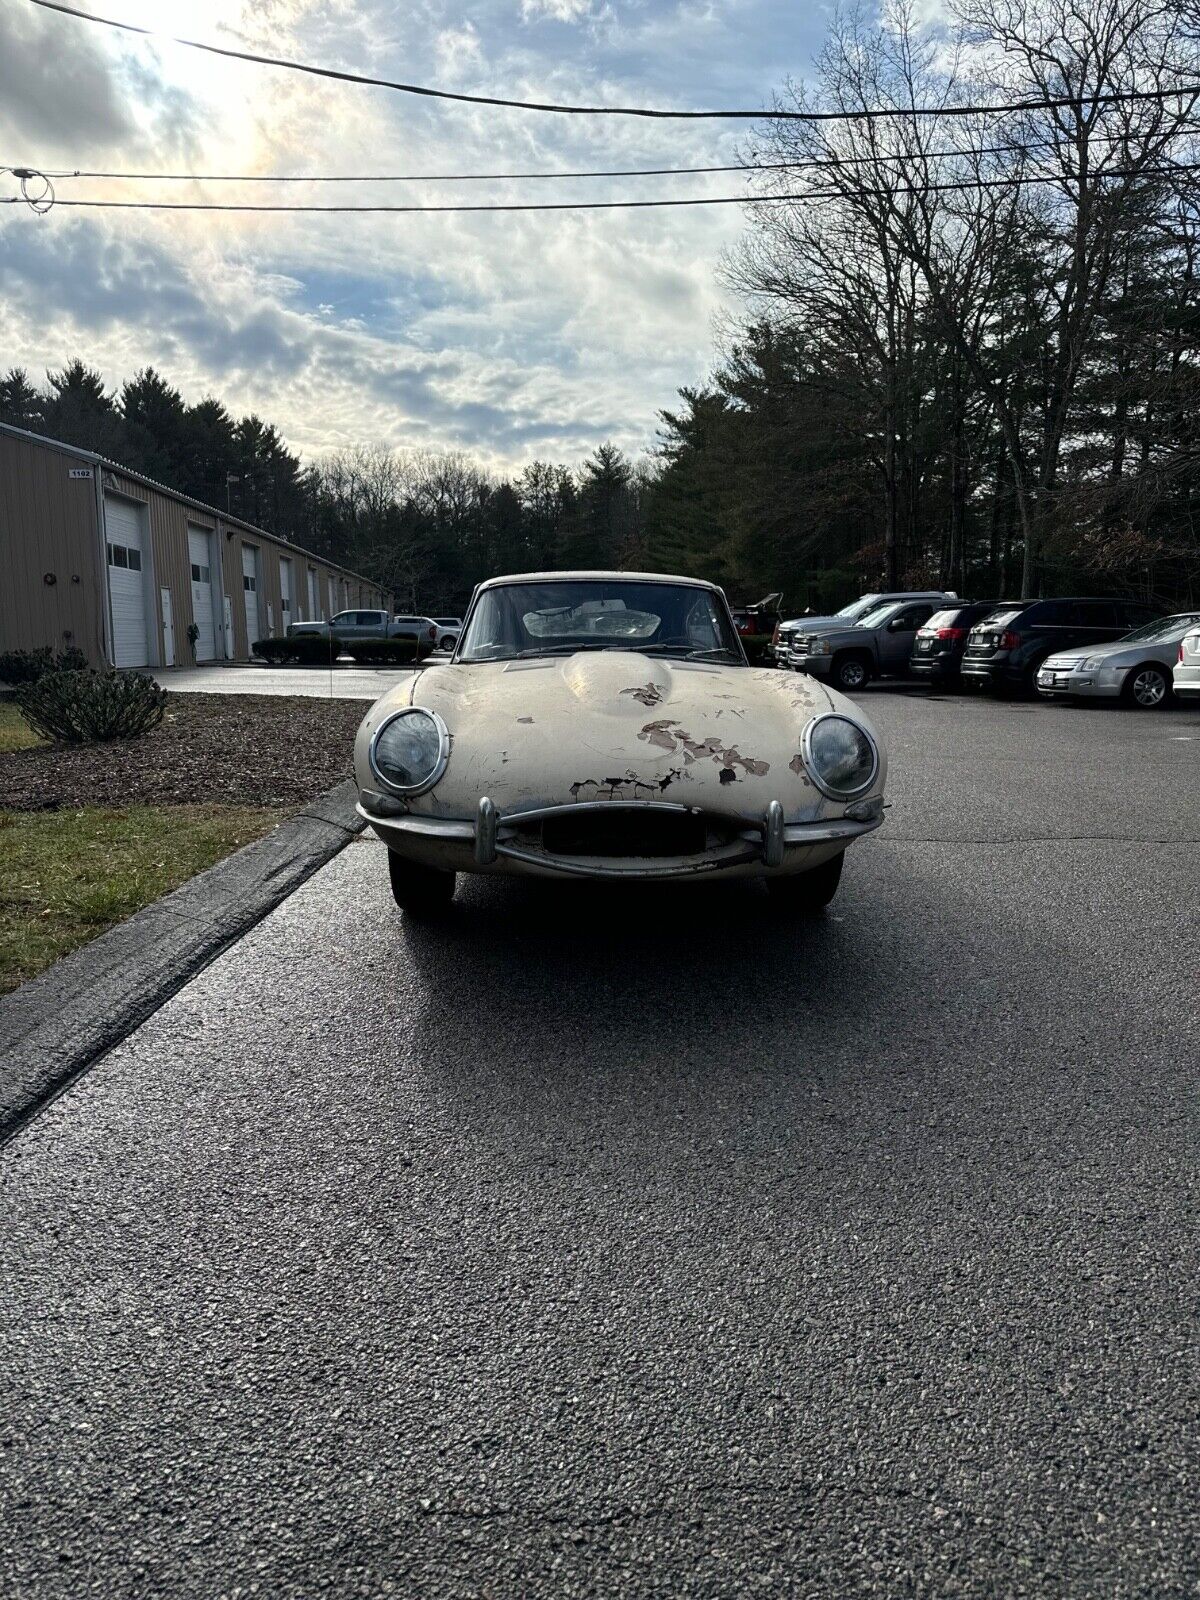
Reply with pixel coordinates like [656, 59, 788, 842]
[1121, 613, 1200, 644]
[458, 579, 744, 664]
[836, 595, 879, 620]
[855, 601, 901, 630]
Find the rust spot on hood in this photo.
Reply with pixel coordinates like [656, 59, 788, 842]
[637, 719, 770, 778]
[620, 681, 664, 708]
[517, 716, 534, 724]
[789, 753, 805, 775]
[570, 766, 687, 802]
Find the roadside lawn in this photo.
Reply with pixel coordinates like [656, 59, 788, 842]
[0, 692, 364, 992]
[0, 806, 278, 994]
[0, 703, 43, 754]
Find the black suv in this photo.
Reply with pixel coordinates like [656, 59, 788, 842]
[960, 597, 1163, 693]
[909, 600, 1020, 686]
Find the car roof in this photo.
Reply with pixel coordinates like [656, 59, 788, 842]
[475, 570, 722, 594]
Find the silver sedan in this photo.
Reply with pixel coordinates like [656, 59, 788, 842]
[1036, 612, 1200, 708]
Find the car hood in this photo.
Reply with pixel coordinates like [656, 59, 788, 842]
[355, 650, 883, 824]
[779, 614, 849, 633]
[1043, 639, 1144, 666]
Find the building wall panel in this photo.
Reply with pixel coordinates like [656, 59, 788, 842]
[0, 432, 106, 664]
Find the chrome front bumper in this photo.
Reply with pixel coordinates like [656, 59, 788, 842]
[357, 793, 884, 880]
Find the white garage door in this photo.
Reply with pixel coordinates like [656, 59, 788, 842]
[188, 526, 218, 661]
[242, 545, 260, 652]
[279, 557, 293, 630]
[105, 495, 149, 668]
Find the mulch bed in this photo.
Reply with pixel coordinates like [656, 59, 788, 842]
[0, 694, 367, 811]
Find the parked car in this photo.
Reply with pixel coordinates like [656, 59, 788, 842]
[910, 600, 1020, 687]
[730, 593, 783, 663]
[788, 596, 955, 691]
[254, 609, 438, 665]
[1174, 624, 1200, 703]
[1035, 611, 1200, 709]
[354, 571, 887, 916]
[433, 617, 463, 652]
[960, 597, 1163, 695]
[775, 591, 955, 670]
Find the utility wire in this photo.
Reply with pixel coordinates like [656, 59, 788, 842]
[14, 128, 1196, 188]
[24, 0, 1200, 123]
[7, 160, 1200, 215]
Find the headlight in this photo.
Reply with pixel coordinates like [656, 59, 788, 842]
[809, 638, 830, 654]
[801, 714, 879, 799]
[1080, 656, 1105, 669]
[369, 708, 449, 795]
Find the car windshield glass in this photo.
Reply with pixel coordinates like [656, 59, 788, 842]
[856, 602, 900, 630]
[1120, 613, 1200, 643]
[926, 609, 961, 628]
[836, 596, 878, 619]
[979, 608, 1023, 628]
[458, 579, 744, 664]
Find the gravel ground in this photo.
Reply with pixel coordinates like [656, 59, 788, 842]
[0, 693, 366, 810]
[1, 689, 1197, 1598]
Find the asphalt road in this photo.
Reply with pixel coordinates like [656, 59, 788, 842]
[2, 689, 1197, 1599]
[152, 662, 440, 700]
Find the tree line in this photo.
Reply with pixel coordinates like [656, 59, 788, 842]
[0, 361, 655, 612]
[4, 0, 1200, 613]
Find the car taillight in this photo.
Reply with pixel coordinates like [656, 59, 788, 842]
[1180, 643, 1187, 663]
[428, 625, 437, 639]
[998, 630, 1020, 650]
[936, 627, 967, 641]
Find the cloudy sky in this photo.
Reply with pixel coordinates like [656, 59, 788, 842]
[0, 0, 826, 472]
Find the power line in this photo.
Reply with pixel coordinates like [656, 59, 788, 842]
[14, 128, 1195, 187]
[24, 0, 1200, 123]
[7, 160, 1200, 216]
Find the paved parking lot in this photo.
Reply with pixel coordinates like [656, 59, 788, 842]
[1, 689, 1197, 1598]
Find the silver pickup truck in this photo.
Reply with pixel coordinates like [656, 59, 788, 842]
[253, 609, 439, 665]
[788, 596, 955, 691]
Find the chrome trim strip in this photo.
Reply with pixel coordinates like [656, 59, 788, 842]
[368, 707, 451, 797]
[493, 840, 761, 879]
[356, 804, 474, 840]
[475, 796, 497, 866]
[782, 816, 883, 844]
[501, 798, 693, 825]
[764, 800, 784, 868]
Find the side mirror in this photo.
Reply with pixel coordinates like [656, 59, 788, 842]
[887, 617, 911, 632]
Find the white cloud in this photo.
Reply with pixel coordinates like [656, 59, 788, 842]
[0, 0, 826, 471]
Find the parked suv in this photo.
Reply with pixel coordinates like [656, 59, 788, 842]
[790, 596, 955, 691]
[776, 591, 954, 669]
[910, 600, 1020, 687]
[960, 597, 1163, 694]
[1172, 624, 1200, 702]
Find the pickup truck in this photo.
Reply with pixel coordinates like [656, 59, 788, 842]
[252, 609, 439, 665]
[788, 596, 952, 691]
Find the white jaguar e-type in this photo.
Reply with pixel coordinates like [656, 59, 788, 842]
[354, 572, 886, 915]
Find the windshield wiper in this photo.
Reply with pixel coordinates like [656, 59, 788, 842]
[642, 644, 740, 661]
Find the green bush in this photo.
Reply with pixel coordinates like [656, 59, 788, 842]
[16, 670, 167, 744]
[0, 646, 91, 686]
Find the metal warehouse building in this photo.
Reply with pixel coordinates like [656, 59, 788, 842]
[0, 421, 389, 670]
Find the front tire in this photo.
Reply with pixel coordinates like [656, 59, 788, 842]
[1123, 663, 1170, 709]
[387, 850, 456, 917]
[766, 851, 844, 914]
[830, 653, 871, 693]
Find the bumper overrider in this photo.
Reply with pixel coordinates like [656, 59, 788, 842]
[357, 792, 885, 881]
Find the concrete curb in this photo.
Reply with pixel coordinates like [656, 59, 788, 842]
[0, 779, 365, 1143]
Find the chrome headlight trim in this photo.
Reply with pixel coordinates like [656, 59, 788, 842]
[368, 707, 450, 796]
[800, 713, 880, 801]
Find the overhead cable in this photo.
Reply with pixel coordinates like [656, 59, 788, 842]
[24, 0, 1200, 123]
